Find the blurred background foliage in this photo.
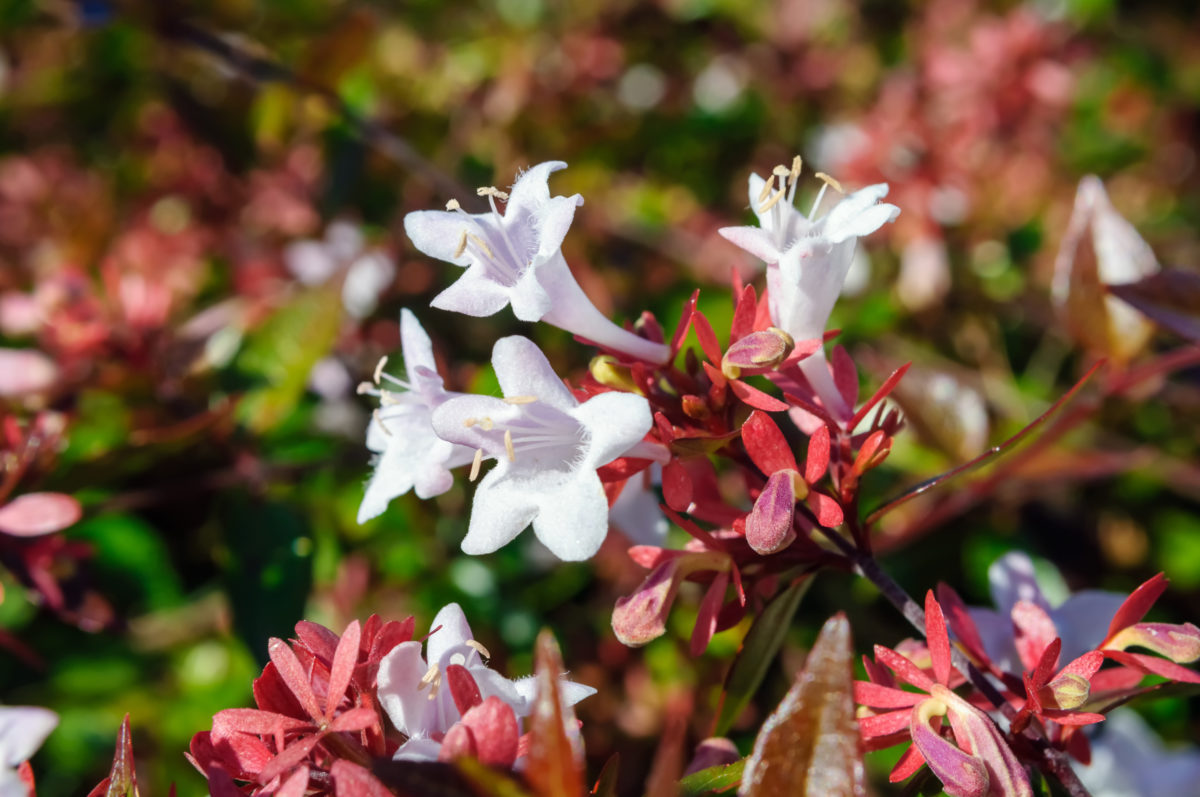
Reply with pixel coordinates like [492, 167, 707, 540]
[0, 0, 1199, 793]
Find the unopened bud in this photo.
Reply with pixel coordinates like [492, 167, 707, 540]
[682, 394, 710, 420]
[745, 470, 798, 555]
[1045, 672, 1091, 710]
[590, 355, 639, 393]
[722, 327, 795, 379]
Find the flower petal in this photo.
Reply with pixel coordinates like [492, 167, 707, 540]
[819, 184, 900, 244]
[431, 264, 513, 317]
[404, 210, 474, 266]
[492, 335, 577, 410]
[530, 472, 610, 561]
[506, 161, 571, 220]
[0, 706, 57, 766]
[572, 391, 653, 468]
[460, 468, 540, 555]
[376, 641, 432, 737]
[427, 603, 474, 665]
[718, 225, 783, 265]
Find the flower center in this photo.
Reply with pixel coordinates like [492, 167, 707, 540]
[756, 157, 845, 252]
[462, 399, 589, 481]
[445, 189, 536, 287]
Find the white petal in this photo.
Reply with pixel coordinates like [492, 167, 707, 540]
[430, 265, 512, 318]
[572, 392, 652, 469]
[283, 240, 338, 285]
[820, 184, 900, 244]
[377, 642, 441, 738]
[431, 395, 520, 451]
[747, 172, 768, 208]
[509, 269, 553, 322]
[427, 603, 474, 664]
[718, 226, 783, 265]
[506, 161, 571, 220]
[404, 210, 474, 266]
[461, 469, 540, 555]
[399, 309, 437, 376]
[987, 552, 1051, 616]
[471, 667, 526, 713]
[609, 477, 668, 546]
[967, 608, 1020, 672]
[393, 736, 443, 762]
[530, 472, 609, 561]
[1052, 590, 1126, 661]
[532, 194, 582, 262]
[0, 707, 56, 767]
[491, 336, 577, 411]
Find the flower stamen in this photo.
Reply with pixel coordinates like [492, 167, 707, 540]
[469, 448, 484, 481]
[502, 395, 538, 404]
[373, 409, 393, 437]
[504, 429, 515, 462]
[465, 639, 491, 660]
[373, 356, 388, 386]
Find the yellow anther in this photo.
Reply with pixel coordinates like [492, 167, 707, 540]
[373, 409, 392, 437]
[465, 639, 491, 660]
[815, 172, 844, 193]
[469, 448, 484, 481]
[757, 188, 787, 214]
[379, 391, 401, 406]
[445, 198, 461, 211]
[789, 155, 802, 182]
[504, 429, 515, 462]
[463, 417, 477, 428]
[453, 230, 468, 258]
[502, 395, 537, 404]
[772, 164, 791, 177]
[355, 381, 375, 395]
[479, 417, 494, 431]
[373, 356, 388, 385]
[467, 233, 494, 258]
[756, 176, 774, 203]
[476, 186, 510, 201]
[419, 662, 440, 687]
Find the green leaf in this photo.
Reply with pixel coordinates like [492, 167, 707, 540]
[218, 492, 313, 665]
[234, 286, 343, 434]
[678, 760, 745, 796]
[68, 515, 183, 612]
[713, 576, 811, 736]
[739, 613, 865, 796]
[591, 754, 620, 797]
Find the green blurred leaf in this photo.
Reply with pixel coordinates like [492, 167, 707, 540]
[678, 760, 745, 796]
[63, 391, 132, 463]
[235, 286, 343, 434]
[68, 515, 182, 612]
[713, 576, 811, 737]
[219, 492, 313, 664]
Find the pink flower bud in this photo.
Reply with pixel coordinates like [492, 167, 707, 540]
[1044, 672, 1091, 710]
[745, 471, 799, 554]
[721, 327, 794, 378]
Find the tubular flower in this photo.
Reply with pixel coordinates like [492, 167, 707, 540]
[719, 159, 899, 420]
[376, 603, 595, 763]
[0, 706, 57, 797]
[855, 591, 1032, 797]
[404, 161, 669, 364]
[357, 309, 475, 523]
[431, 335, 654, 561]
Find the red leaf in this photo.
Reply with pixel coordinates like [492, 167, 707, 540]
[1104, 573, 1168, 642]
[804, 426, 830, 484]
[1031, 638, 1063, 688]
[329, 706, 378, 732]
[1040, 710, 1106, 726]
[0, 492, 81, 537]
[692, 310, 723, 365]
[202, 769, 243, 797]
[268, 639, 322, 721]
[873, 645, 934, 691]
[691, 571, 729, 656]
[460, 697, 520, 768]
[725, 375, 789, 412]
[849, 362, 911, 431]
[853, 681, 924, 709]
[731, 284, 758, 342]
[98, 714, 138, 797]
[935, 584, 991, 666]
[326, 620, 361, 719]
[526, 631, 585, 797]
[213, 709, 311, 736]
[596, 457, 653, 482]
[294, 621, 340, 663]
[857, 708, 913, 738]
[1061, 650, 1104, 681]
[831, 345, 858, 410]
[445, 664, 483, 716]
[742, 411, 799, 475]
[806, 492, 843, 528]
[670, 290, 700, 357]
[331, 760, 394, 797]
[1103, 650, 1200, 684]
[662, 459, 693, 512]
[889, 744, 926, 782]
[258, 734, 324, 784]
[1013, 601, 1059, 674]
[924, 592, 951, 687]
[851, 430, 887, 476]
[276, 765, 310, 797]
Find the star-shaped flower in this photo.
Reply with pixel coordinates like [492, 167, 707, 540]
[404, 162, 669, 364]
[719, 160, 899, 419]
[357, 309, 475, 523]
[376, 603, 594, 762]
[431, 335, 653, 561]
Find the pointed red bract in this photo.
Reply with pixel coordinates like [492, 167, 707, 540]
[325, 620, 361, 720]
[924, 592, 952, 686]
[268, 638, 322, 721]
[804, 426, 830, 484]
[1104, 572, 1169, 642]
[446, 663, 484, 715]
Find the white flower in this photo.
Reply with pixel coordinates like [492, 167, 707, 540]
[0, 705, 57, 797]
[609, 465, 668, 547]
[968, 552, 1125, 672]
[357, 310, 475, 523]
[404, 162, 669, 364]
[376, 603, 594, 761]
[284, 220, 396, 319]
[719, 162, 899, 420]
[431, 335, 653, 561]
[1074, 708, 1200, 797]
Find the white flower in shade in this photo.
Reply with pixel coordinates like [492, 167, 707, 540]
[1052, 176, 1160, 363]
[284, 220, 395, 319]
[0, 705, 57, 797]
[1074, 708, 1200, 797]
[719, 160, 899, 420]
[968, 551, 1126, 672]
[404, 162, 669, 364]
[431, 335, 655, 561]
[609, 465, 668, 547]
[357, 310, 475, 523]
[376, 603, 595, 761]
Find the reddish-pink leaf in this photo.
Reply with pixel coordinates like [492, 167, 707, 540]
[662, 459, 693, 512]
[294, 621, 340, 663]
[853, 681, 924, 709]
[746, 473, 798, 555]
[670, 290, 700, 356]
[806, 492, 843, 528]
[726, 375, 789, 412]
[851, 431, 887, 476]
[0, 492, 81, 537]
[849, 362, 911, 432]
[268, 639, 322, 721]
[330, 761, 393, 797]
[276, 765, 310, 797]
[329, 706, 377, 732]
[874, 645, 935, 691]
[1012, 601, 1059, 674]
[203, 769, 243, 797]
[1031, 638, 1063, 688]
[742, 411, 800, 476]
[326, 620, 361, 719]
[213, 709, 310, 736]
[525, 630, 584, 797]
[460, 696, 520, 768]
[99, 714, 137, 797]
[923, 592, 951, 687]
[889, 744, 926, 782]
[935, 584, 991, 666]
[1040, 710, 1106, 726]
[731, 284, 758, 342]
[831, 345, 858, 410]
[1103, 650, 1200, 684]
[439, 724, 478, 761]
[692, 310, 723, 365]
[691, 571, 729, 656]
[257, 734, 323, 784]
[803, 426, 830, 485]
[445, 664, 483, 716]
[1104, 573, 1169, 642]
[739, 614, 867, 796]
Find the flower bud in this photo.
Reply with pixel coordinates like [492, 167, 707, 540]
[1044, 672, 1090, 710]
[721, 327, 794, 379]
[589, 355, 639, 393]
[745, 470, 798, 555]
[682, 394, 711, 420]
